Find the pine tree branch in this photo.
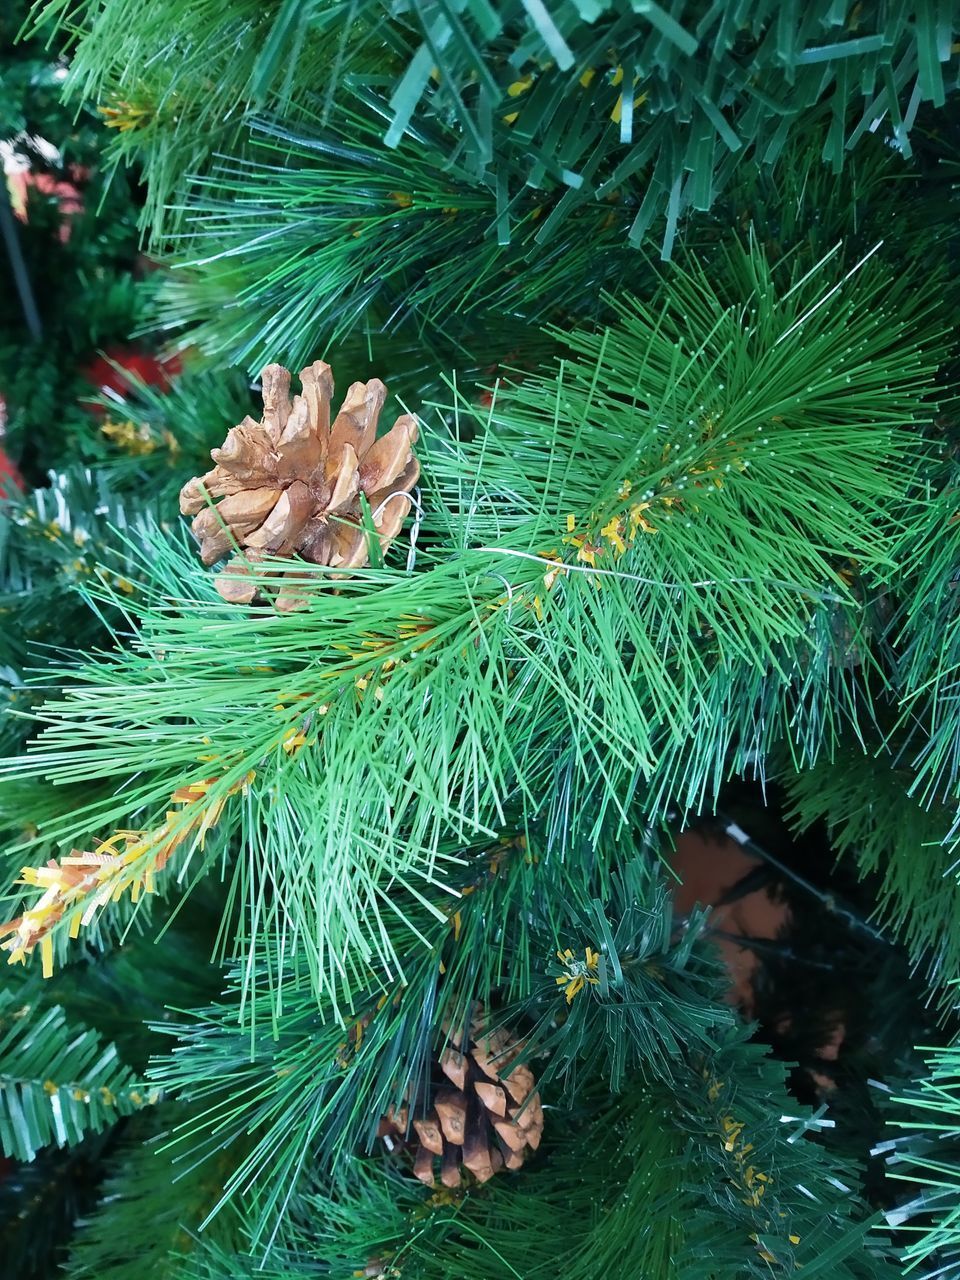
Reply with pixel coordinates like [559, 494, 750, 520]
[886, 1041, 960, 1277]
[0, 987, 154, 1162]
[783, 745, 960, 1003]
[27, 1, 960, 250]
[0, 243, 947, 1003]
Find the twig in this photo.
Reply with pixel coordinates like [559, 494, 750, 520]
[0, 178, 42, 341]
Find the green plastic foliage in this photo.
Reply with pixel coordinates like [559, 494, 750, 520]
[82, 364, 255, 502]
[512, 861, 729, 1095]
[0, 468, 172, 894]
[0, 471, 169, 938]
[0, 907, 239, 1275]
[135, 850, 893, 1277]
[25, 0, 359, 235]
[0, 468, 159, 678]
[1, 3, 145, 480]
[4, 6, 960, 1274]
[186, 1033, 897, 1280]
[0, 243, 946, 1006]
[153, 108, 639, 374]
[372, 0, 960, 256]
[784, 749, 960, 1003]
[153, 114, 954, 379]
[139, 843, 728, 1246]
[889, 458, 960, 813]
[0, 1135, 111, 1280]
[0, 987, 150, 1162]
[29, 0, 960, 252]
[887, 1041, 960, 1278]
[63, 1114, 245, 1280]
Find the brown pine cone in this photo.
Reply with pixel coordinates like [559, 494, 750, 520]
[378, 1016, 543, 1188]
[179, 362, 419, 608]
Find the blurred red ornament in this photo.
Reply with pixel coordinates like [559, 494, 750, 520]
[0, 448, 25, 498]
[79, 346, 182, 414]
[0, 396, 25, 497]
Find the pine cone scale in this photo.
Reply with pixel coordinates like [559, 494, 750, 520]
[473, 1081, 507, 1116]
[413, 1113, 445, 1156]
[440, 1048, 468, 1089]
[324, 445, 360, 513]
[328, 379, 385, 457]
[296, 361, 333, 436]
[435, 1090, 468, 1144]
[360, 417, 419, 494]
[191, 487, 284, 564]
[440, 1146, 462, 1189]
[211, 424, 278, 478]
[259, 364, 293, 441]
[244, 481, 313, 552]
[273, 403, 323, 478]
[329, 522, 368, 570]
[492, 1117, 527, 1153]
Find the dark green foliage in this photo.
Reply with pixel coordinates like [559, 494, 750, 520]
[0, 223, 955, 1277]
[184, 1029, 898, 1280]
[152, 108, 629, 375]
[887, 1041, 960, 1278]
[0, 468, 162, 749]
[146, 92, 960, 379]
[28, 0, 960, 252]
[19, 888, 228, 1071]
[24, 0, 354, 235]
[125, 835, 899, 1278]
[1, 0, 82, 145]
[784, 748, 960, 1001]
[888, 456, 960, 812]
[0, 899, 234, 1276]
[0, 468, 149, 638]
[83, 363, 256, 502]
[62, 1113, 246, 1280]
[0, 1135, 112, 1280]
[8, 3, 960, 1276]
[30, 0, 960, 388]
[137, 842, 726, 1244]
[0, 986, 149, 1163]
[0, 202, 147, 481]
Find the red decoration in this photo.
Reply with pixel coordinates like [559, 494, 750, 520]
[0, 445, 25, 498]
[79, 346, 182, 415]
[0, 395, 25, 497]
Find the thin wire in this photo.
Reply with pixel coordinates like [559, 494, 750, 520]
[477, 546, 848, 601]
[484, 574, 516, 619]
[371, 488, 425, 573]
[720, 815, 888, 944]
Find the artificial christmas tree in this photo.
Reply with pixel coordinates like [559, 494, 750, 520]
[6, 4, 960, 1279]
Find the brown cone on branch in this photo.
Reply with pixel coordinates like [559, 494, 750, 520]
[378, 1011, 542, 1188]
[179, 362, 419, 609]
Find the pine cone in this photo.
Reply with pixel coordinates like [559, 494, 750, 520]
[179, 362, 419, 608]
[378, 1016, 543, 1188]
